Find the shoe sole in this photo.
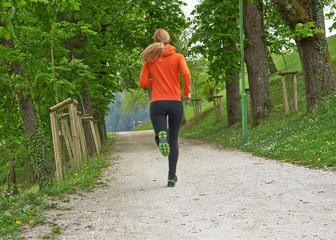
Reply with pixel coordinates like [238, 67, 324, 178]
[167, 176, 178, 187]
[167, 180, 175, 187]
[158, 131, 170, 156]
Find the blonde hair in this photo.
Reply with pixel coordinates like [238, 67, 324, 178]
[141, 29, 170, 63]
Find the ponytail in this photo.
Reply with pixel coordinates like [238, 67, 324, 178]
[141, 42, 166, 63]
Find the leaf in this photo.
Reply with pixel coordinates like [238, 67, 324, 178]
[0, 26, 11, 40]
[5, 31, 11, 40]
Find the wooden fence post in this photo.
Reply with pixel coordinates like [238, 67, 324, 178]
[292, 74, 298, 113]
[279, 71, 298, 115]
[212, 95, 224, 121]
[90, 118, 100, 155]
[69, 102, 81, 172]
[81, 116, 100, 156]
[60, 118, 74, 169]
[94, 121, 101, 153]
[246, 88, 250, 120]
[280, 75, 290, 116]
[213, 97, 218, 121]
[76, 112, 88, 161]
[50, 111, 63, 183]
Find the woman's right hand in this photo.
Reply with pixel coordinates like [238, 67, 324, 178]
[184, 93, 191, 101]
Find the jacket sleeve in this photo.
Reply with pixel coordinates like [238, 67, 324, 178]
[139, 63, 152, 88]
[179, 55, 191, 97]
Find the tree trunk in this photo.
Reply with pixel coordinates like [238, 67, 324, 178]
[272, 0, 336, 113]
[226, 75, 242, 127]
[243, 0, 272, 127]
[267, 56, 278, 75]
[224, 20, 242, 127]
[1, 23, 52, 185]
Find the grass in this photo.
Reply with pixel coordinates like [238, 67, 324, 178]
[181, 92, 336, 170]
[0, 134, 116, 240]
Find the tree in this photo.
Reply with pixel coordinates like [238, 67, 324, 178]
[191, 0, 241, 126]
[1, 21, 52, 185]
[243, 0, 273, 126]
[272, 0, 336, 113]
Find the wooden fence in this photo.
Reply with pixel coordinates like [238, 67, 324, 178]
[49, 98, 101, 183]
[279, 71, 298, 115]
[212, 95, 224, 121]
[191, 98, 202, 120]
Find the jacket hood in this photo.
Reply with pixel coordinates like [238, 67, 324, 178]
[163, 45, 176, 57]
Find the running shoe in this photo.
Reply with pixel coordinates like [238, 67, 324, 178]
[158, 131, 170, 156]
[167, 175, 178, 187]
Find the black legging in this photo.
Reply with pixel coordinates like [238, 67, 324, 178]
[150, 101, 184, 179]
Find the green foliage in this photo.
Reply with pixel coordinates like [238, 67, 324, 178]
[187, 57, 210, 99]
[261, 0, 296, 55]
[292, 22, 324, 40]
[190, 0, 240, 82]
[121, 90, 150, 113]
[201, 81, 217, 102]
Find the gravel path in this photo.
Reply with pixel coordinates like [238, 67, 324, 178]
[23, 130, 336, 239]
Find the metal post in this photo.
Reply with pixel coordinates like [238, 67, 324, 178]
[240, 0, 248, 139]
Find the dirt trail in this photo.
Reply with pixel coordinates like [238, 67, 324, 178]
[23, 130, 336, 239]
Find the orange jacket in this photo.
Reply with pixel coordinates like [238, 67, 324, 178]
[139, 45, 191, 102]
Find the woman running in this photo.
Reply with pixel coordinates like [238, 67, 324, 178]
[139, 29, 191, 187]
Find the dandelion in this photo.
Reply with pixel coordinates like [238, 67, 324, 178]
[332, 142, 335, 145]
[11, 203, 15, 205]
[301, 139, 304, 142]
[28, 210, 32, 213]
[3, 197, 6, 200]
[74, 173, 79, 177]
[16, 221, 21, 224]
[317, 158, 321, 161]
[29, 220, 34, 224]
